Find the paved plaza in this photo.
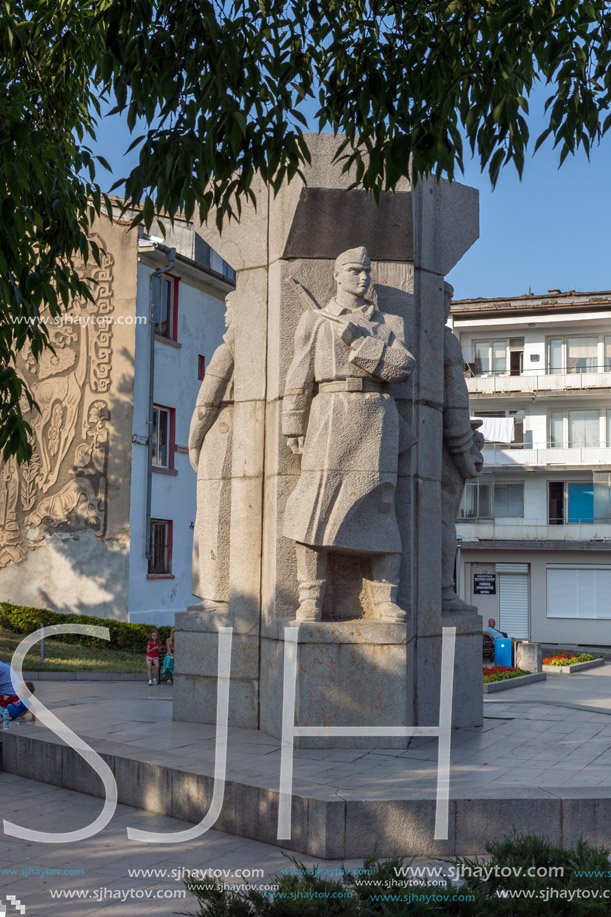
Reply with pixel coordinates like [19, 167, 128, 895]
[14, 664, 611, 797]
[4, 664, 611, 912]
[0, 773, 370, 916]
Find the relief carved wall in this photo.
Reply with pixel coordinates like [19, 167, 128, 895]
[0, 236, 115, 568]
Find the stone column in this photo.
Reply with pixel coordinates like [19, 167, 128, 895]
[175, 134, 483, 742]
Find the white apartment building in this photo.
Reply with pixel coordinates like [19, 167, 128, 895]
[0, 209, 234, 627]
[128, 228, 235, 625]
[453, 290, 611, 647]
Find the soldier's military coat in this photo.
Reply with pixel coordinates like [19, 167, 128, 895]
[282, 299, 415, 553]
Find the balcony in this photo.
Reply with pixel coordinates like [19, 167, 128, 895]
[481, 444, 611, 469]
[466, 369, 611, 397]
[457, 521, 611, 542]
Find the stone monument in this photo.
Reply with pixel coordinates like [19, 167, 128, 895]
[174, 133, 484, 746]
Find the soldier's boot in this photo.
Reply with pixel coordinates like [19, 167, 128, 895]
[369, 579, 406, 624]
[441, 586, 478, 615]
[296, 580, 325, 622]
[369, 553, 405, 623]
[295, 544, 327, 622]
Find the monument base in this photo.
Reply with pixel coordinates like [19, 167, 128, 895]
[261, 620, 413, 749]
[173, 609, 483, 744]
[173, 606, 259, 729]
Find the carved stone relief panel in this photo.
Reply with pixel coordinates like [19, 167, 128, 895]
[0, 235, 115, 567]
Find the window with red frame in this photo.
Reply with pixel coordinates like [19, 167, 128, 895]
[198, 355, 206, 381]
[148, 519, 172, 575]
[153, 273, 179, 341]
[152, 404, 175, 469]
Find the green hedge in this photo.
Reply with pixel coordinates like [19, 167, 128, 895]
[0, 603, 171, 654]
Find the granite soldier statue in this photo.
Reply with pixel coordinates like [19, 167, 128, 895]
[282, 247, 415, 623]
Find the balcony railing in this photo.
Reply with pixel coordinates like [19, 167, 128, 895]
[465, 363, 611, 378]
[466, 367, 611, 395]
[480, 443, 611, 467]
[456, 521, 611, 540]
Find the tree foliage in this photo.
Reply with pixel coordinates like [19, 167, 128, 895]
[2, 0, 611, 459]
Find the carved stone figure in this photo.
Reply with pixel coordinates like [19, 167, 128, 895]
[189, 292, 235, 608]
[441, 282, 484, 613]
[0, 234, 114, 569]
[282, 247, 415, 623]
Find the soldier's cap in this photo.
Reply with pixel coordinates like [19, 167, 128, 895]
[334, 247, 371, 272]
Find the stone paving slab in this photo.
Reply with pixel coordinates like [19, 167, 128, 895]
[3, 671, 611, 857]
[0, 774, 374, 916]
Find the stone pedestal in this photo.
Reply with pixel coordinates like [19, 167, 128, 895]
[516, 641, 543, 673]
[174, 134, 483, 744]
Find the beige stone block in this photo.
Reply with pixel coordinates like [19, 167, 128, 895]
[269, 133, 412, 264]
[266, 257, 336, 403]
[413, 268, 445, 406]
[415, 404, 444, 483]
[231, 399, 264, 478]
[345, 799, 456, 858]
[260, 632, 411, 749]
[173, 673, 258, 730]
[177, 630, 259, 680]
[233, 268, 268, 402]
[227, 474, 264, 630]
[412, 176, 479, 275]
[170, 768, 236, 834]
[261, 472, 300, 628]
[440, 610, 483, 729]
[411, 476, 442, 636]
[306, 797, 347, 859]
[192, 173, 270, 271]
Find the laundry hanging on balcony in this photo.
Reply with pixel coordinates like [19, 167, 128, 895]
[474, 417, 515, 444]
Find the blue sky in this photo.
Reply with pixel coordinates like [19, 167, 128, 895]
[93, 86, 611, 301]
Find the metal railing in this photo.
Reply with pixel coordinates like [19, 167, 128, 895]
[464, 363, 611, 378]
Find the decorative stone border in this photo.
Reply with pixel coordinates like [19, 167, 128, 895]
[4, 725, 611, 857]
[22, 672, 146, 681]
[543, 658, 605, 675]
[483, 672, 546, 694]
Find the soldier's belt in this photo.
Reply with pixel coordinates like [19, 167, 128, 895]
[317, 378, 389, 393]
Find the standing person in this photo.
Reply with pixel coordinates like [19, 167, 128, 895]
[282, 246, 416, 623]
[189, 292, 235, 609]
[146, 630, 160, 685]
[162, 628, 175, 685]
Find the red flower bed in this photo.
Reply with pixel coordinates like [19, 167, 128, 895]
[484, 665, 522, 676]
[542, 652, 573, 664]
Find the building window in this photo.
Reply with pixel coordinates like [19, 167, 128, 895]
[198, 355, 206, 381]
[153, 273, 179, 341]
[459, 480, 523, 520]
[548, 335, 607, 374]
[148, 519, 172, 575]
[469, 339, 524, 378]
[462, 479, 491, 519]
[492, 483, 524, 517]
[549, 409, 603, 448]
[472, 340, 507, 376]
[548, 478, 611, 525]
[152, 405, 175, 469]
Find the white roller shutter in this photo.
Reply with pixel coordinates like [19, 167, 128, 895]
[546, 565, 611, 619]
[498, 572, 530, 639]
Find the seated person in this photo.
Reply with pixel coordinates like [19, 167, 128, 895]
[484, 618, 507, 640]
[4, 681, 36, 721]
[0, 659, 20, 706]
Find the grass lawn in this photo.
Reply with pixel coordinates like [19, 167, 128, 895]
[0, 627, 144, 673]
